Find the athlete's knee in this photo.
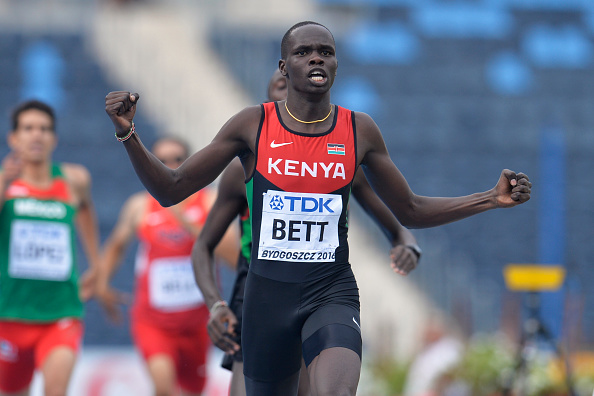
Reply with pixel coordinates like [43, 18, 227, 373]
[44, 382, 69, 396]
[153, 382, 176, 396]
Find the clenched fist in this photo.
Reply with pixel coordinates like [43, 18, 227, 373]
[105, 91, 140, 137]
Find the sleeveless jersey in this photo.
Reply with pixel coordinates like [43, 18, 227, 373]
[247, 101, 357, 283]
[0, 164, 82, 322]
[132, 191, 210, 331]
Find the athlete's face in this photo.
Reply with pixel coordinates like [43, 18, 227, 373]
[8, 109, 56, 164]
[267, 70, 287, 102]
[280, 25, 337, 95]
[152, 140, 187, 170]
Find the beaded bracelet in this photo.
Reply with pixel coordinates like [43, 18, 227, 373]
[115, 121, 135, 142]
[209, 300, 228, 315]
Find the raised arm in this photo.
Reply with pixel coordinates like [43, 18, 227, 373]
[351, 170, 420, 275]
[104, 92, 259, 206]
[192, 159, 247, 353]
[356, 112, 531, 228]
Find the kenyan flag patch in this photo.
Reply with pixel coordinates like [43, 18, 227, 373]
[327, 143, 345, 155]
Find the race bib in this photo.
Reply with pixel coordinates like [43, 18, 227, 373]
[148, 257, 204, 311]
[9, 220, 72, 281]
[258, 190, 341, 262]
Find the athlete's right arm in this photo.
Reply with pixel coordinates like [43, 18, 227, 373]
[0, 152, 23, 210]
[96, 193, 144, 322]
[192, 160, 246, 353]
[105, 92, 259, 207]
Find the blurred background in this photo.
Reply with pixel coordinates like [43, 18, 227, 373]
[1, 0, 593, 394]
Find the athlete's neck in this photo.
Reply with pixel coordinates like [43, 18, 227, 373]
[284, 91, 331, 121]
[283, 96, 332, 132]
[21, 161, 53, 187]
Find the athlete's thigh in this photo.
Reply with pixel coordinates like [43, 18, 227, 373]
[41, 347, 77, 396]
[0, 333, 34, 395]
[301, 302, 362, 368]
[0, 322, 35, 394]
[131, 320, 175, 363]
[241, 271, 302, 383]
[146, 354, 177, 396]
[297, 358, 311, 396]
[132, 321, 177, 394]
[176, 327, 209, 394]
[307, 347, 360, 396]
[244, 370, 300, 396]
[37, 319, 83, 396]
[35, 319, 83, 368]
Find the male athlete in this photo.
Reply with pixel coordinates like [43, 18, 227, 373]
[0, 100, 100, 396]
[96, 136, 237, 396]
[191, 69, 420, 396]
[105, 21, 531, 396]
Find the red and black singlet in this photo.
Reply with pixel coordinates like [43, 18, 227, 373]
[246, 101, 357, 282]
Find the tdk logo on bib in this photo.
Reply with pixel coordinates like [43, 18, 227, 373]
[269, 195, 284, 210]
[259, 190, 341, 262]
[270, 194, 335, 213]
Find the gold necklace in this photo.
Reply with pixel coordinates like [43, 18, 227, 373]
[285, 101, 332, 124]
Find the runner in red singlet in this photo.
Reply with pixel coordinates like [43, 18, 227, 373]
[96, 136, 237, 396]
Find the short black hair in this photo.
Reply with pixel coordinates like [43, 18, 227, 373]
[11, 100, 56, 132]
[280, 21, 334, 60]
[151, 135, 192, 159]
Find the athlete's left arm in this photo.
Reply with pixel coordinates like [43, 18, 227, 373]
[351, 170, 419, 275]
[355, 112, 531, 228]
[208, 188, 241, 268]
[63, 163, 101, 302]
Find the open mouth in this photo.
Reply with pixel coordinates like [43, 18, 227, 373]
[309, 70, 327, 83]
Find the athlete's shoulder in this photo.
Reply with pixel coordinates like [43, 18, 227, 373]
[231, 105, 263, 124]
[352, 111, 378, 129]
[352, 111, 383, 139]
[127, 191, 148, 207]
[60, 162, 91, 188]
[120, 191, 148, 226]
[60, 162, 89, 176]
[218, 105, 263, 143]
[351, 111, 386, 161]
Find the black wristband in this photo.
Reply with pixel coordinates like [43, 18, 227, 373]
[406, 244, 422, 260]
